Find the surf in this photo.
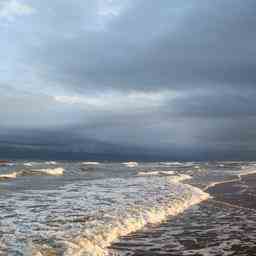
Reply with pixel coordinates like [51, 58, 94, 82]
[27, 176, 208, 256]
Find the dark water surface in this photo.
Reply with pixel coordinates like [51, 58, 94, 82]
[1, 161, 256, 255]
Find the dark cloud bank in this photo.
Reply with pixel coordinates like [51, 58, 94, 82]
[1, 0, 256, 160]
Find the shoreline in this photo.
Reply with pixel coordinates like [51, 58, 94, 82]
[110, 172, 256, 255]
[206, 172, 256, 210]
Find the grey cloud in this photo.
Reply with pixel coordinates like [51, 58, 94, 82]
[1, 0, 256, 159]
[23, 0, 256, 92]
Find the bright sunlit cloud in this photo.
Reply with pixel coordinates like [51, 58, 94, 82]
[54, 90, 178, 110]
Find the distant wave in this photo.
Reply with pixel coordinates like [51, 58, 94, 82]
[160, 161, 183, 166]
[0, 168, 65, 180]
[137, 170, 175, 176]
[82, 162, 100, 165]
[122, 161, 138, 167]
[24, 162, 37, 167]
[44, 161, 57, 165]
[0, 172, 17, 180]
[20, 167, 64, 176]
[160, 162, 195, 167]
[137, 172, 192, 183]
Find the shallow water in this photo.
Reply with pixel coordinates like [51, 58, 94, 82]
[110, 200, 256, 256]
[110, 165, 256, 256]
[0, 161, 255, 255]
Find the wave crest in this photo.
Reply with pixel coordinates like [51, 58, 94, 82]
[20, 167, 64, 176]
[29, 176, 207, 256]
[122, 162, 138, 167]
[0, 172, 17, 180]
[138, 170, 175, 176]
[82, 162, 100, 165]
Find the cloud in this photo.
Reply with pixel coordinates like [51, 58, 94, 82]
[53, 90, 178, 111]
[0, 0, 35, 21]
[1, 0, 256, 159]
[23, 0, 256, 93]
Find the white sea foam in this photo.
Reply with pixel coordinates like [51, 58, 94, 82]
[160, 162, 195, 167]
[122, 162, 138, 167]
[20, 167, 64, 176]
[0, 168, 65, 180]
[82, 162, 100, 165]
[169, 174, 192, 182]
[137, 170, 175, 176]
[24, 162, 33, 167]
[44, 161, 57, 165]
[32, 176, 208, 256]
[24, 162, 40, 167]
[160, 161, 183, 166]
[0, 175, 208, 256]
[239, 167, 256, 177]
[33, 167, 64, 176]
[57, 181, 206, 256]
[0, 172, 17, 180]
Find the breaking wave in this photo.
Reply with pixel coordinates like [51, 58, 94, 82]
[23, 162, 41, 167]
[160, 162, 195, 167]
[0, 172, 17, 180]
[28, 177, 208, 256]
[44, 161, 57, 165]
[20, 167, 64, 176]
[122, 161, 138, 167]
[82, 162, 100, 165]
[0, 168, 64, 181]
[239, 167, 256, 177]
[137, 170, 175, 176]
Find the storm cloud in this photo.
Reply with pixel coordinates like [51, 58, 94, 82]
[1, 0, 256, 160]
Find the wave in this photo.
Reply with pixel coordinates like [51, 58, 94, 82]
[44, 161, 57, 165]
[160, 161, 183, 166]
[122, 161, 138, 167]
[0, 172, 17, 180]
[137, 170, 175, 176]
[137, 172, 192, 182]
[20, 167, 64, 176]
[160, 162, 195, 167]
[82, 162, 100, 165]
[239, 168, 256, 177]
[0, 168, 65, 181]
[24, 162, 36, 167]
[56, 185, 206, 255]
[27, 176, 206, 256]
[168, 174, 192, 182]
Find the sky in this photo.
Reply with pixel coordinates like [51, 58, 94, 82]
[1, 0, 256, 160]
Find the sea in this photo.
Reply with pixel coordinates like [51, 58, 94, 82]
[1, 161, 256, 256]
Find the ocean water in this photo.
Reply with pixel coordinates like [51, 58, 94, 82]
[0, 161, 255, 255]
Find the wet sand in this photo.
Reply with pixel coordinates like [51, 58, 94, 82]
[208, 173, 256, 210]
[109, 174, 256, 255]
